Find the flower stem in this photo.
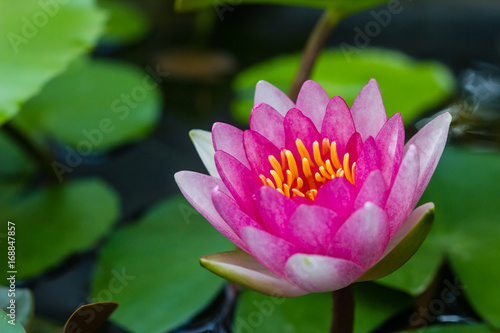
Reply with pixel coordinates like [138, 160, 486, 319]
[289, 9, 342, 102]
[2, 122, 58, 182]
[330, 285, 355, 333]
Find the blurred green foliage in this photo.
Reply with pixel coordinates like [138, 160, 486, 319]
[232, 48, 455, 125]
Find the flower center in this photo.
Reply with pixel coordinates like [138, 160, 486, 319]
[259, 138, 356, 201]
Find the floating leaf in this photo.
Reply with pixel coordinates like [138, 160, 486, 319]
[0, 287, 33, 330]
[0, 0, 105, 125]
[14, 58, 162, 152]
[379, 147, 500, 328]
[0, 179, 119, 280]
[232, 48, 455, 124]
[98, 0, 150, 45]
[176, 0, 388, 14]
[0, 309, 26, 333]
[91, 195, 233, 333]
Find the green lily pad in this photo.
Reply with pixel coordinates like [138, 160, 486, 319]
[14, 58, 162, 152]
[176, 0, 388, 14]
[0, 132, 36, 203]
[0, 0, 105, 125]
[0, 309, 26, 333]
[98, 0, 150, 45]
[91, 195, 233, 333]
[379, 147, 500, 328]
[234, 282, 412, 333]
[0, 287, 33, 330]
[0, 179, 119, 280]
[232, 48, 455, 124]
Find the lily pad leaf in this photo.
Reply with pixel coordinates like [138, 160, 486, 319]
[0, 0, 105, 125]
[0, 309, 26, 333]
[0, 179, 119, 280]
[234, 282, 412, 333]
[232, 48, 455, 124]
[63, 302, 118, 333]
[358, 204, 434, 282]
[0, 287, 33, 330]
[176, 0, 388, 14]
[14, 58, 162, 152]
[91, 195, 233, 333]
[379, 147, 500, 328]
[98, 0, 150, 46]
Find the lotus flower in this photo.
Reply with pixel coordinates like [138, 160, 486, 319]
[175, 79, 451, 297]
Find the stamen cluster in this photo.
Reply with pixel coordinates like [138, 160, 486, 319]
[259, 138, 356, 200]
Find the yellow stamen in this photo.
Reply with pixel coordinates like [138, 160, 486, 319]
[286, 170, 294, 188]
[315, 172, 326, 183]
[285, 150, 299, 179]
[337, 169, 345, 178]
[343, 153, 353, 183]
[259, 174, 267, 186]
[296, 139, 315, 167]
[325, 160, 335, 176]
[283, 184, 291, 197]
[277, 188, 285, 195]
[351, 162, 356, 185]
[266, 178, 275, 188]
[292, 189, 305, 197]
[319, 166, 332, 180]
[270, 170, 283, 190]
[302, 157, 312, 178]
[313, 141, 325, 168]
[322, 138, 330, 156]
[269, 155, 284, 181]
[302, 158, 317, 191]
[330, 141, 342, 170]
[296, 177, 304, 189]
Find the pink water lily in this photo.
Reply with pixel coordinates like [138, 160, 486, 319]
[175, 79, 451, 297]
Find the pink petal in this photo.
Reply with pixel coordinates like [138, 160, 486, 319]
[328, 202, 390, 269]
[383, 202, 435, 256]
[284, 108, 322, 156]
[288, 205, 343, 254]
[385, 145, 420, 238]
[174, 171, 247, 250]
[200, 250, 308, 297]
[375, 113, 405, 186]
[315, 177, 355, 220]
[243, 130, 281, 179]
[215, 151, 260, 219]
[249, 103, 285, 148]
[254, 186, 297, 237]
[212, 187, 264, 237]
[296, 80, 330, 131]
[354, 137, 380, 190]
[345, 132, 363, 163]
[189, 130, 218, 178]
[405, 112, 452, 206]
[212, 122, 250, 168]
[242, 227, 305, 278]
[321, 96, 356, 153]
[350, 79, 387, 141]
[254, 80, 295, 116]
[284, 254, 364, 293]
[353, 170, 388, 211]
